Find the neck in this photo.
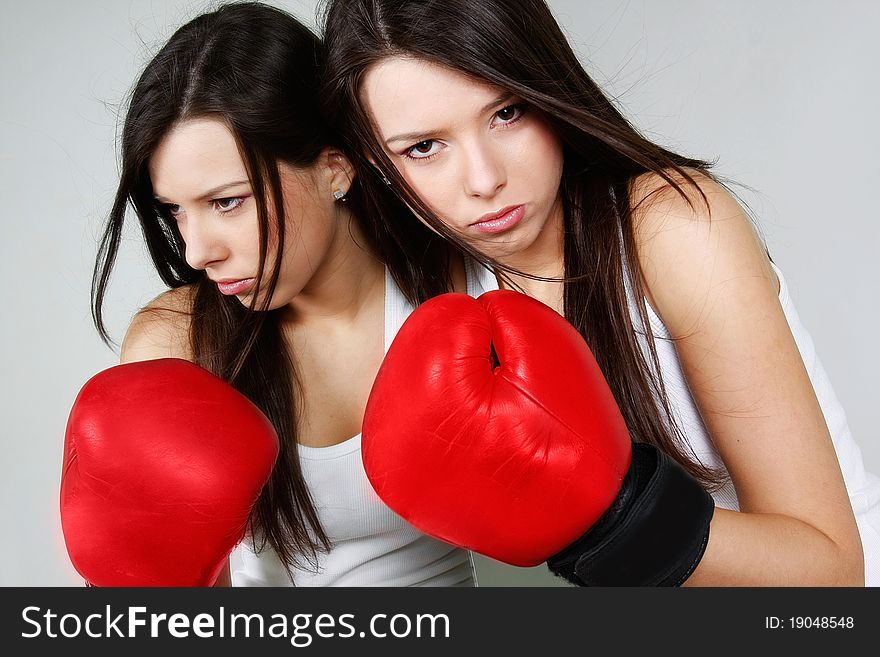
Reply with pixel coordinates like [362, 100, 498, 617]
[497, 196, 565, 311]
[282, 207, 384, 327]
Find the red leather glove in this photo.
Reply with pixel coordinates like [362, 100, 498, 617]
[362, 290, 713, 586]
[60, 358, 279, 587]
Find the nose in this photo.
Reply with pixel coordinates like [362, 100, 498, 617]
[461, 139, 506, 199]
[181, 215, 228, 271]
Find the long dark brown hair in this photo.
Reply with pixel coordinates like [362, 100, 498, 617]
[321, 0, 726, 488]
[91, 2, 451, 576]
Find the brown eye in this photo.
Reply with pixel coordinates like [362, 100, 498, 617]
[214, 197, 245, 213]
[405, 139, 441, 160]
[493, 104, 525, 125]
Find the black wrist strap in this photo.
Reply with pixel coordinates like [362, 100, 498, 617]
[547, 442, 715, 586]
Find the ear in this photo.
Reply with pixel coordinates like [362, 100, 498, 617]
[321, 147, 355, 197]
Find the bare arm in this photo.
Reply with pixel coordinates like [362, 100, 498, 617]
[631, 172, 864, 585]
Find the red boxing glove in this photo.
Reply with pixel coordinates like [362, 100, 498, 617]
[60, 358, 279, 587]
[363, 290, 714, 586]
[362, 290, 632, 567]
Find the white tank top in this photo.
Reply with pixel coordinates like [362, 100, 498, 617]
[471, 259, 880, 585]
[231, 264, 492, 587]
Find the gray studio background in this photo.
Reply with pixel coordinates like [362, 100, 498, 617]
[1, 0, 877, 586]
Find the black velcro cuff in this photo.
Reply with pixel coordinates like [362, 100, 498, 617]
[571, 442, 714, 586]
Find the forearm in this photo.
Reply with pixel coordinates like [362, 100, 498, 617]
[682, 508, 864, 586]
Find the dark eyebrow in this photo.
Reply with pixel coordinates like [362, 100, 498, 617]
[384, 93, 514, 147]
[154, 180, 251, 204]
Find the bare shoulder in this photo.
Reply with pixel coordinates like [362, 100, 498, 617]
[120, 286, 196, 364]
[628, 168, 759, 248]
[626, 169, 777, 334]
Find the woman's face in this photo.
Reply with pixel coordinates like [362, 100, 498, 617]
[362, 57, 565, 263]
[149, 118, 341, 310]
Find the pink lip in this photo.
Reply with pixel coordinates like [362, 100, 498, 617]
[215, 278, 256, 296]
[470, 205, 525, 234]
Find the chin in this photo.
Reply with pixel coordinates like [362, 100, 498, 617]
[232, 292, 273, 312]
[475, 226, 541, 262]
